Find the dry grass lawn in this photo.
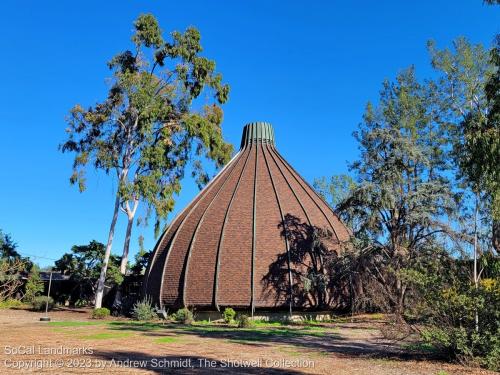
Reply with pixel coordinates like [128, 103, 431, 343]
[0, 308, 495, 374]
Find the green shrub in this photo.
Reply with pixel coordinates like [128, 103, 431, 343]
[222, 307, 236, 323]
[75, 299, 89, 307]
[32, 296, 54, 311]
[132, 297, 156, 321]
[91, 307, 110, 319]
[418, 275, 500, 371]
[0, 298, 24, 309]
[237, 314, 253, 328]
[24, 267, 44, 303]
[174, 308, 193, 324]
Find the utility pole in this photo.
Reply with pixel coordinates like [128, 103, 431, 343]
[473, 191, 479, 332]
[40, 271, 53, 322]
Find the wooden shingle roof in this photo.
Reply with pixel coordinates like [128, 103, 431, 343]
[143, 122, 350, 311]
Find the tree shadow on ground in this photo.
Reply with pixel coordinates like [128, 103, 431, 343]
[91, 352, 309, 374]
[106, 321, 430, 361]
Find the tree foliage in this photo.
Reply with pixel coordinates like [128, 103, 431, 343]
[0, 230, 20, 260]
[61, 14, 232, 230]
[0, 230, 33, 301]
[313, 175, 356, 211]
[337, 67, 459, 314]
[0, 258, 29, 301]
[457, 42, 500, 221]
[54, 240, 122, 304]
[60, 14, 232, 307]
[428, 38, 498, 253]
[24, 264, 44, 303]
[129, 235, 151, 276]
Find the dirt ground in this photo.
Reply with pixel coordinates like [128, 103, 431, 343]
[0, 308, 494, 375]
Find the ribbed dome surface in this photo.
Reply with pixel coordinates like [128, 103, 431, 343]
[143, 122, 350, 311]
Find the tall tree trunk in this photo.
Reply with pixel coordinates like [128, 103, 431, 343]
[94, 192, 121, 309]
[120, 213, 135, 274]
[113, 199, 139, 311]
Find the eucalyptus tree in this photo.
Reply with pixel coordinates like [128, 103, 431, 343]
[61, 14, 232, 308]
[428, 38, 497, 297]
[337, 68, 459, 315]
[482, 41, 500, 251]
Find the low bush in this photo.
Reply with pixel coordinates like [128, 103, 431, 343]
[0, 298, 24, 309]
[132, 297, 156, 321]
[74, 299, 90, 308]
[414, 268, 500, 371]
[91, 307, 110, 319]
[32, 296, 54, 311]
[174, 308, 193, 324]
[237, 314, 253, 328]
[222, 307, 236, 323]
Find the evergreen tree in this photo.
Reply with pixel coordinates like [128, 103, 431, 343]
[24, 265, 44, 303]
[54, 240, 122, 305]
[428, 38, 497, 254]
[60, 14, 232, 307]
[338, 68, 459, 315]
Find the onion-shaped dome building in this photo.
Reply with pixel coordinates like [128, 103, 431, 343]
[143, 122, 350, 312]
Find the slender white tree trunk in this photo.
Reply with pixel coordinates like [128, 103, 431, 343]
[119, 200, 139, 274]
[94, 192, 121, 308]
[113, 199, 139, 309]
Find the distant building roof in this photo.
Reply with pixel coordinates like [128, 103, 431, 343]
[39, 271, 71, 281]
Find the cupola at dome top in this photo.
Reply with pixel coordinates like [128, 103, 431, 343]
[240, 122, 275, 148]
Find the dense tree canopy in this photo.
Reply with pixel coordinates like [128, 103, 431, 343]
[336, 67, 459, 314]
[429, 38, 498, 254]
[0, 230, 20, 260]
[315, 37, 499, 369]
[61, 14, 232, 307]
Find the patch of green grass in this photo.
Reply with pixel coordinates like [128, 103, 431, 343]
[301, 319, 326, 325]
[252, 320, 285, 327]
[48, 321, 105, 327]
[155, 336, 180, 344]
[192, 320, 214, 326]
[298, 325, 326, 331]
[80, 332, 133, 340]
[107, 321, 163, 331]
[436, 371, 449, 375]
[365, 313, 385, 320]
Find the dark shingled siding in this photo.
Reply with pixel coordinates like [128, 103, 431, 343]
[143, 123, 350, 310]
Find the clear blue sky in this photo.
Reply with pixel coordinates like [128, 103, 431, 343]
[0, 1, 498, 267]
